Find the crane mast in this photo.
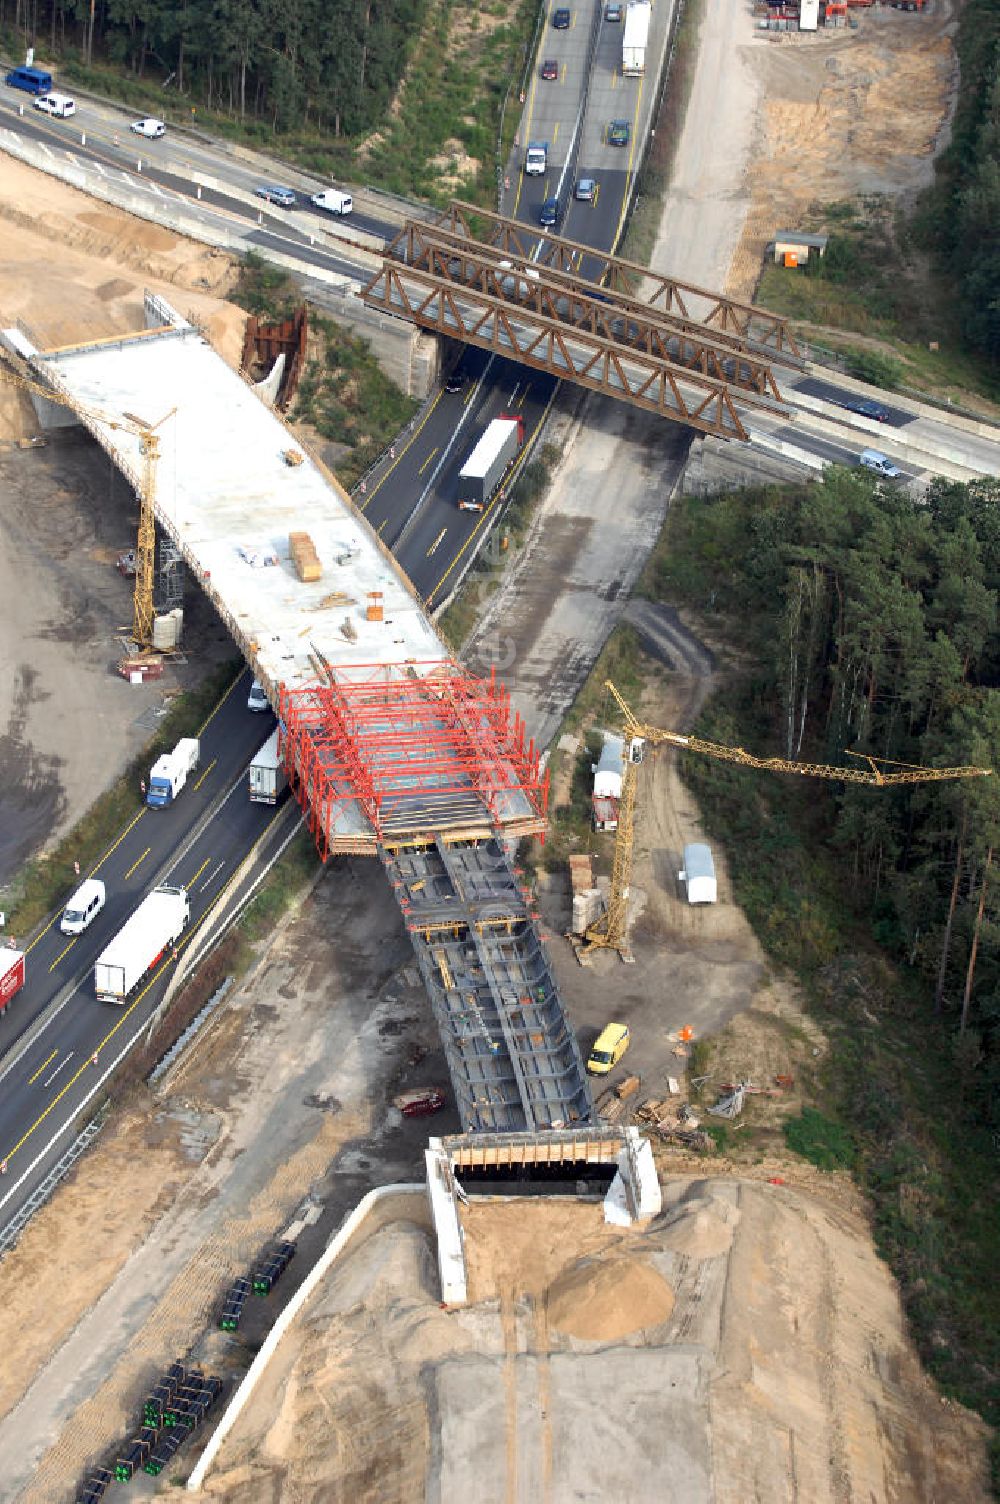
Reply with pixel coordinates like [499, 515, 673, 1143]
[1, 364, 172, 651]
[582, 680, 992, 961]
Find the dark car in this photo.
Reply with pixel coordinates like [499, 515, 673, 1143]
[606, 2, 624, 18]
[444, 367, 468, 394]
[607, 119, 630, 147]
[539, 195, 561, 228]
[541, 58, 559, 80]
[553, 6, 571, 26]
[255, 185, 297, 208]
[843, 396, 890, 422]
[575, 176, 596, 202]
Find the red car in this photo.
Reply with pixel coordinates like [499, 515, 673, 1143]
[541, 58, 559, 80]
[394, 1087, 446, 1118]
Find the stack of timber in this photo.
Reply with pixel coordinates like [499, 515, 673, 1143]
[289, 531, 321, 582]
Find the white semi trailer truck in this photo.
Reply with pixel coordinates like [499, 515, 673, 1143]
[94, 885, 190, 1003]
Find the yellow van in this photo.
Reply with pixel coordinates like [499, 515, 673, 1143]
[586, 1022, 630, 1076]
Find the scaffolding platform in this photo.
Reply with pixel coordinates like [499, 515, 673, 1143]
[383, 837, 594, 1134]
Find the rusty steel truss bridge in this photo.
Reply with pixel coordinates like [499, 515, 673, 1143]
[362, 202, 805, 441]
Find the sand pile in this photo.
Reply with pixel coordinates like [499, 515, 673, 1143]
[546, 1254, 675, 1341]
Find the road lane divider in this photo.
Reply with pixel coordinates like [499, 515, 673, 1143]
[27, 1050, 57, 1086]
[48, 938, 76, 973]
[43, 1052, 73, 1088]
[193, 757, 217, 791]
[124, 846, 151, 880]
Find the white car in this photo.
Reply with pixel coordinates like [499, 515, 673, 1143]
[247, 679, 269, 712]
[34, 92, 75, 118]
[130, 117, 165, 139]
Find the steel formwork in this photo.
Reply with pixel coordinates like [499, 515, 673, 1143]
[280, 661, 549, 858]
[383, 838, 595, 1133]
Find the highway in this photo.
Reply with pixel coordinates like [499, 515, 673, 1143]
[1, 0, 998, 1243]
[0, 672, 292, 1235]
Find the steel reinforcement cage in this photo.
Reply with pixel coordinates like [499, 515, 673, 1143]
[279, 660, 550, 857]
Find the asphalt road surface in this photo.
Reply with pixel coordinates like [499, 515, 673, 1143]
[0, 671, 288, 1228]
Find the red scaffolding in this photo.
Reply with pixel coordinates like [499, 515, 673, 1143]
[279, 660, 550, 858]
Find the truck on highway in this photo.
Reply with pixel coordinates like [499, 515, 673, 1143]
[457, 417, 523, 512]
[94, 885, 189, 1003]
[622, 0, 651, 75]
[524, 141, 548, 176]
[249, 729, 288, 805]
[146, 738, 200, 809]
[0, 948, 25, 1015]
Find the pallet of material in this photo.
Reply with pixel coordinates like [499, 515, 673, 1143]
[289, 530, 321, 582]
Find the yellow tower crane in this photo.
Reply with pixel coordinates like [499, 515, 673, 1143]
[0, 364, 175, 650]
[582, 680, 993, 962]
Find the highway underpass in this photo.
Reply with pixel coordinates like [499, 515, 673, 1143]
[0, 294, 598, 1247]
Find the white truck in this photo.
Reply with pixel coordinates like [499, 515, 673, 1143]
[146, 737, 200, 809]
[524, 141, 548, 175]
[622, 1, 651, 75]
[457, 417, 523, 512]
[249, 729, 289, 805]
[94, 885, 190, 1003]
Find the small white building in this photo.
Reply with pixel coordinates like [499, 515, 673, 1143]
[678, 843, 717, 905]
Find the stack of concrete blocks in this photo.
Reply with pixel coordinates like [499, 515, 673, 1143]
[289, 530, 321, 582]
[569, 853, 603, 935]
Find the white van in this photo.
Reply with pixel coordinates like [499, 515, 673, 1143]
[34, 92, 76, 118]
[60, 878, 106, 935]
[859, 449, 902, 479]
[311, 188, 353, 216]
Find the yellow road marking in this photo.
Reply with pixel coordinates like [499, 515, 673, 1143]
[48, 938, 76, 973]
[193, 757, 216, 791]
[2, 810, 286, 1166]
[418, 446, 440, 478]
[612, 67, 618, 89]
[21, 667, 240, 955]
[518, 385, 531, 408]
[187, 857, 211, 887]
[553, 122, 560, 144]
[124, 846, 151, 881]
[27, 1050, 57, 1086]
[611, 76, 645, 253]
[427, 528, 448, 558]
[513, 63, 542, 218]
[360, 392, 443, 511]
[197, 666, 248, 736]
[427, 389, 558, 605]
[24, 806, 146, 955]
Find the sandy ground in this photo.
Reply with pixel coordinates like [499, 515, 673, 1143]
[0, 855, 457, 1500]
[656, 0, 956, 298]
[196, 1184, 990, 1503]
[0, 157, 245, 885]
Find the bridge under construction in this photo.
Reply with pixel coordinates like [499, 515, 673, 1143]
[8, 294, 596, 1142]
